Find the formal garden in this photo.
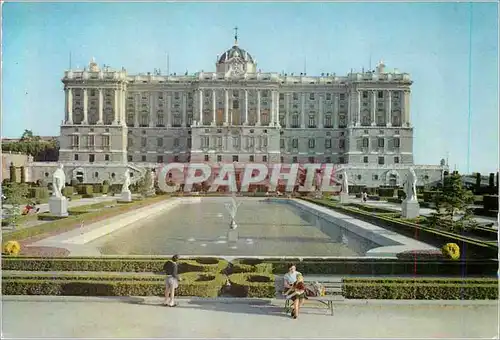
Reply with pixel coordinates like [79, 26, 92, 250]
[2, 164, 498, 301]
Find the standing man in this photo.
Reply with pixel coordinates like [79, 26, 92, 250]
[164, 254, 180, 307]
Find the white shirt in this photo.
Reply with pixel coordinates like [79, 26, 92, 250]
[283, 271, 301, 288]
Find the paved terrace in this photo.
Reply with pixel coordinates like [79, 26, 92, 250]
[2, 296, 498, 338]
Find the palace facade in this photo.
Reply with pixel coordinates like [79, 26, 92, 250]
[29, 36, 446, 187]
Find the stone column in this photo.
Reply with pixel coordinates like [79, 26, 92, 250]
[224, 89, 229, 126]
[285, 93, 290, 128]
[97, 88, 104, 124]
[198, 89, 203, 125]
[371, 90, 376, 126]
[333, 93, 339, 128]
[166, 92, 172, 128]
[66, 88, 73, 124]
[149, 92, 155, 127]
[244, 89, 249, 125]
[318, 93, 324, 128]
[356, 90, 361, 126]
[300, 92, 306, 128]
[256, 90, 261, 126]
[270, 91, 275, 126]
[403, 90, 410, 126]
[113, 88, 119, 124]
[212, 89, 217, 126]
[83, 88, 88, 124]
[134, 93, 139, 127]
[121, 86, 126, 126]
[386, 90, 392, 127]
[182, 93, 187, 127]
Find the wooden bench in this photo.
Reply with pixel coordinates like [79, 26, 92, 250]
[282, 279, 343, 316]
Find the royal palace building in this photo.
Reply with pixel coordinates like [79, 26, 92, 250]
[29, 34, 447, 187]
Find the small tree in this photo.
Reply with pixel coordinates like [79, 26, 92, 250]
[428, 172, 477, 232]
[475, 172, 481, 193]
[2, 182, 29, 226]
[137, 171, 152, 197]
[9, 163, 17, 183]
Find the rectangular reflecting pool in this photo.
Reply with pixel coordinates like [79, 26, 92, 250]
[91, 197, 384, 256]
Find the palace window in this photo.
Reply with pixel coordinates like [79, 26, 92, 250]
[308, 115, 316, 128]
[292, 156, 298, 163]
[292, 115, 299, 128]
[309, 93, 315, 100]
[102, 135, 110, 147]
[394, 156, 400, 164]
[324, 115, 332, 128]
[292, 138, 298, 149]
[325, 139, 332, 149]
[140, 114, 148, 127]
[378, 156, 385, 165]
[157, 137, 163, 147]
[362, 137, 369, 148]
[233, 136, 240, 148]
[157, 156, 164, 163]
[280, 139, 285, 148]
[378, 138, 385, 148]
[326, 93, 332, 101]
[293, 93, 299, 100]
[363, 156, 369, 163]
[339, 139, 345, 149]
[173, 138, 180, 147]
[201, 136, 209, 148]
[141, 137, 147, 147]
[394, 138, 400, 148]
[71, 135, 79, 147]
[157, 114, 164, 127]
[308, 138, 315, 149]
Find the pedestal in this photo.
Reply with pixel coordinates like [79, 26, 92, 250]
[227, 229, 238, 243]
[402, 199, 420, 219]
[339, 192, 349, 204]
[49, 196, 68, 217]
[120, 190, 132, 202]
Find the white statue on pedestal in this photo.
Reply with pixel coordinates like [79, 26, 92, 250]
[404, 167, 417, 202]
[341, 169, 349, 195]
[52, 164, 66, 198]
[122, 170, 131, 193]
[225, 192, 242, 230]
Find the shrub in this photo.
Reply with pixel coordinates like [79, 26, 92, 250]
[102, 184, 109, 194]
[378, 188, 396, 197]
[2, 272, 226, 298]
[397, 189, 405, 199]
[2, 257, 229, 273]
[3, 241, 21, 256]
[423, 191, 440, 203]
[442, 243, 460, 261]
[228, 272, 275, 298]
[342, 280, 498, 300]
[483, 195, 499, 211]
[62, 186, 74, 197]
[231, 259, 273, 274]
[28, 187, 49, 200]
[387, 197, 402, 204]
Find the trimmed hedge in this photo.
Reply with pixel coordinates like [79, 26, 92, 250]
[483, 195, 499, 211]
[2, 196, 169, 242]
[1, 257, 229, 273]
[231, 259, 273, 274]
[342, 279, 498, 300]
[28, 187, 49, 200]
[304, 197, 498, 259]
[2, 272, 226, 297]
[378, 188, 396, 197]
[228, 272, 275, 298]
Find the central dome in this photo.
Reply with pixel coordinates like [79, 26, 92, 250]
[218, 45, 254, 64]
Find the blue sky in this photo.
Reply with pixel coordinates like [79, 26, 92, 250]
[2, 2, 498, 174]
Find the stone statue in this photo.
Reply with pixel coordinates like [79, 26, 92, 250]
[341, 169, 349, 195]
[52, 164, 66, 198]
[122, 170, 131, 192]
[404, 167, 417, 201]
